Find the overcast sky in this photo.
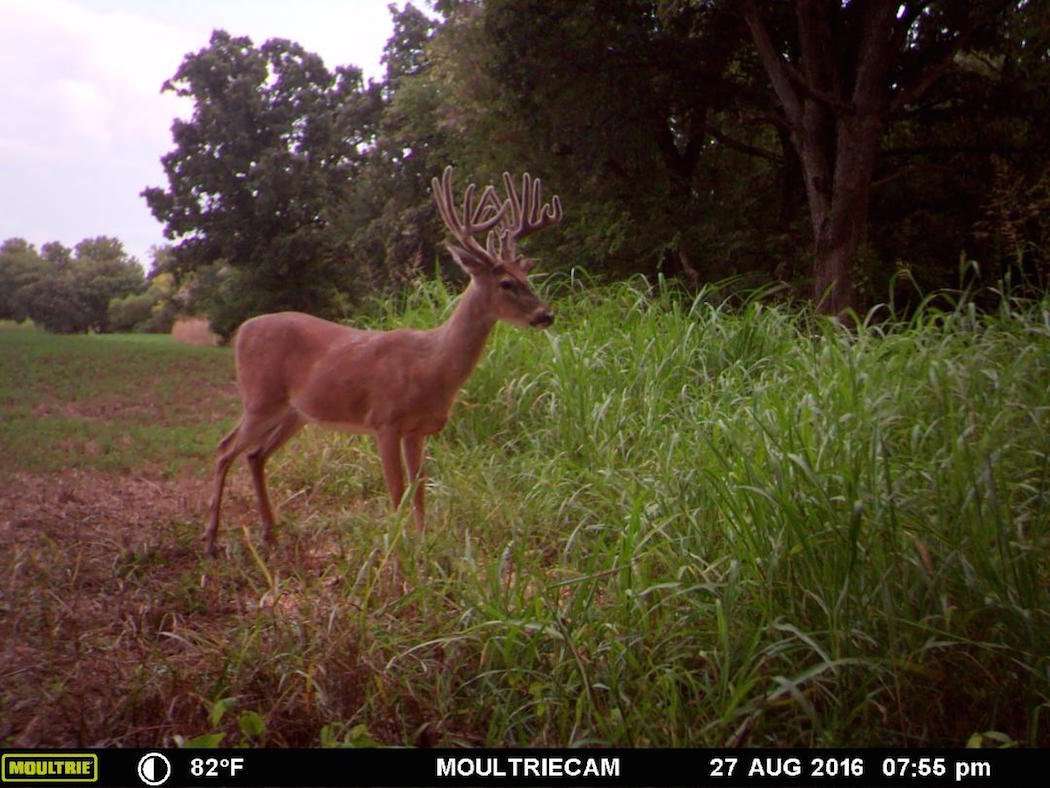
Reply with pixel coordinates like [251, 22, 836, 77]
[0, 0, 403, 269]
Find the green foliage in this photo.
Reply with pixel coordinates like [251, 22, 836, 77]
[6, 3, 1044, 337]
[427, 0, 807, 282]
[107, 291, 155, 332]
[320, 279, 1049, 746]
[142, 30, 383, 336]
[0, 237, 144, 333]
[866, 2, 1050, 299]
[108, 272, 179, 333]
[324, 3, 448, 290]
[131, 2, 1049, 328]
[319, 723, 382, 748]
[0, 238, 39, 322]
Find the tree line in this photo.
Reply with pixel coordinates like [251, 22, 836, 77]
[0, 237, 179, 334]
[6, 2, 1048, 337]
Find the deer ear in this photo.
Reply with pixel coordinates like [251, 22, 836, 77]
[446, 244, 489, 276]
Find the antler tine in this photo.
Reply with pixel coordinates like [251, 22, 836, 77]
[501, 171, 521, 229]
[529, 174, 543, 225]
[432, 166, 508, 262]
[545, 194, 563, 223]
[500, 170, 562, 243]
[529, 176, 562, 226]
[433, 165, 560, 269]
[469, 185, 503, 230]
[480, 185, 508, 224]
[460, 182, 477, 232]
[431, 169, 452, 232]
[477, 188, 513, 262]
[485, 226, 509, 260]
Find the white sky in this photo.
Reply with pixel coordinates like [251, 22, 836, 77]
[0, 0, 405, 269]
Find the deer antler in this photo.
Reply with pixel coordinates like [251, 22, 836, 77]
[433, 166, 562, 272]
[432, 166, 507, 266]
[503, 172, 562, 241]
[491, 172, 563, 271]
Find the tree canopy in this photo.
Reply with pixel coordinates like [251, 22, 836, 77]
[14, 1, 1045, 337]
[136, 1, 1048, 332]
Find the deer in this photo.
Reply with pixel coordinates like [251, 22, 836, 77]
[203, 166, 563, 555]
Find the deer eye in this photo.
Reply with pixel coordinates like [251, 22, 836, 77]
[499, 280, 516, 290]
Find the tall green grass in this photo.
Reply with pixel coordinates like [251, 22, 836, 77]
[256, 277, 1049, 746]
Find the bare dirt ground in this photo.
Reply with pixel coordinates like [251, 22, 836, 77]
[0, 467, 259, 745]
[0, 453, 386, 747]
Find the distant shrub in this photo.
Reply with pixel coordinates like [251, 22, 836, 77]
[107, 292, 155, 332]
[107, 272, 178, 333]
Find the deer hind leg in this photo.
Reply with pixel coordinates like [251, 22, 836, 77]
[246, 412, 304, 547]
[204, 411, 283, 556]
[402, 433, 427, 530]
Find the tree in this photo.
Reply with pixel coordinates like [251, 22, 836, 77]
[0, 238, 42, 322]
[18, 275, 93, 334]
[69, 237, 146, 331]
[741, 0, 1014, 316]
[6, 236, 143, 333]
[142, 30, 383, 337]
[139, 3, 1047, 320]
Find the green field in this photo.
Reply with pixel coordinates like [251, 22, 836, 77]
[1, 281, 1049, 747]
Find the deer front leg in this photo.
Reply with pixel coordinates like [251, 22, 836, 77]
[402, 433, 427, 530]
[375, 429, 406, 514]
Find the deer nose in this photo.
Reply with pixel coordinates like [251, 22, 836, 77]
[530, 310, 554, 329]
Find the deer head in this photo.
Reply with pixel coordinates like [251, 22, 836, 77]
[432, 166, 562, 329]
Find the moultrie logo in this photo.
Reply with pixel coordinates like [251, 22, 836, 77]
[1, 753, 98, 783]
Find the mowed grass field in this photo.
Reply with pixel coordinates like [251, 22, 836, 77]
[1, 280, 1049, 747]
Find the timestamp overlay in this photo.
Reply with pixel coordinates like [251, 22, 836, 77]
[0, 748, 1043, 787]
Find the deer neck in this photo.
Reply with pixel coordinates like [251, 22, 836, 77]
[433, 280, 496, 390]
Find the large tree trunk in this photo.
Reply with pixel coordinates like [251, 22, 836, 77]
[775, 125, 803, 229]
[743, 0, 996, 317]
[812, 217, 856, 314]
[743, 1, 921, 318]
[804, 115, 883, 314]
[791, 122, 866, 315]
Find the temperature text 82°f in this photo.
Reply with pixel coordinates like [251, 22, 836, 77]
[189, 757, 245, 778]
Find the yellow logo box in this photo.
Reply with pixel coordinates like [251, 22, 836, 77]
[1, 754, 98, 783]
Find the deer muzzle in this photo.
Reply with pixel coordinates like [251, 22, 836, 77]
[530, 309, 554, 329]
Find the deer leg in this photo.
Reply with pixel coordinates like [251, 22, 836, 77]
[402, 433, 427, 530]
[205, 421, 243, 556]
[246, 412, 304, 547]
[375, 429, 406, 514]
[204, 412, 280, 556]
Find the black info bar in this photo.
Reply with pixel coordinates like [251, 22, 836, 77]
[0, 748, 1044, 787]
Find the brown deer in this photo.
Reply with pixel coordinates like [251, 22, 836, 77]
[204, 166, 562, 555]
